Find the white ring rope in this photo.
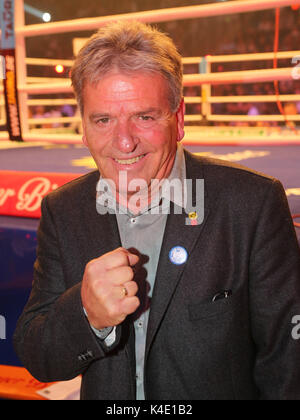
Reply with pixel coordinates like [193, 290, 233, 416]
[0, 67, 296, 96]
[14, 0, 300, 37]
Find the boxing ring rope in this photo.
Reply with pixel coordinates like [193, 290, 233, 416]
[25, 58, 74, 67]
[293, 215, 300, 228]
[1, 0, 300, 144]
[182, 50, 300, 65]
[1, 65, 300, 133]
[183, 67, 295, 86]
[1, 66, 295, 95]
[15, 0, 300, 37]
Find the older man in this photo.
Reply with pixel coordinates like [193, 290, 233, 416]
[14, 21, 300, 400]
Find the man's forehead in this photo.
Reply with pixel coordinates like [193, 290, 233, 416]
[82, 71, 170, 109]
[84, 70, 167, 92]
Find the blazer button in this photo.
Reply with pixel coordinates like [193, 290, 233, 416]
[86, 350, 93, 359]
[78, 350, 93, 362]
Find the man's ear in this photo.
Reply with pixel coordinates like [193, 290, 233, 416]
[176, 98, 185, 142]
[82, 135, 88, 147]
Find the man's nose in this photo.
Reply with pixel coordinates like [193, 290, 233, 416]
[113, 120, 138, 153]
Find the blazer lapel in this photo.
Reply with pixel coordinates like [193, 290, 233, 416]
[145, 151, 210, 357]
[80, 172, 122, 262]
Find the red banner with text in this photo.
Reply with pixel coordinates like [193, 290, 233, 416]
[0, 171, 82, 218]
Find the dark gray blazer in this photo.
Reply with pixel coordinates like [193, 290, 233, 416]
[14, 150, 300, 400]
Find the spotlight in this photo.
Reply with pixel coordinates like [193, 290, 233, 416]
[24, 4, 52, 22]
[55, 65, 65, 74]
[42, 13, 52, 22]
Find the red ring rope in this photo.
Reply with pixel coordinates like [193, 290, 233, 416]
[292, 214, 300, 228]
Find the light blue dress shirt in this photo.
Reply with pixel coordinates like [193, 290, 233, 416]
[94, 143, 186, 399]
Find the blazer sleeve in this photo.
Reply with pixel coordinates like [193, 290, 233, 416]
[13, 196, 121, 383]
[249, 179, 300, 399]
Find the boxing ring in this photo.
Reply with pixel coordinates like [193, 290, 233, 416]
[0, 0, 300, 392]
[1, 0, 300, 144]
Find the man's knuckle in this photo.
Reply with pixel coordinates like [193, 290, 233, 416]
[124, 266, 134, 279]
[107, 304, 119, 319]
[85, 259, 99, 275]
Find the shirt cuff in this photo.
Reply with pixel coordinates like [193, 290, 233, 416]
[83, 307, 116, 346]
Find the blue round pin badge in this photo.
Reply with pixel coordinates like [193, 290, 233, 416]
[169, 246, 188, 265]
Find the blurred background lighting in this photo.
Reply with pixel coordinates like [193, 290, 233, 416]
[24, 4, 52, 22]
[42, 13, 52, 23]
[55, 65, 65, 74]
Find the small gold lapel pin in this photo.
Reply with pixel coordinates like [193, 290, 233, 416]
[188, 212, 198, 220]
[188, 212, 198, 226]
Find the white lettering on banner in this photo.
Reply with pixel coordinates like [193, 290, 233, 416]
[0, 177, 60, 213]
[16, 178, 58, 212]
[0, 187, 15, 206]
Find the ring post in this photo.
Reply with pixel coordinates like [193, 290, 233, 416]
[199, 57, 212, 122]
[15, 0, 29, 137]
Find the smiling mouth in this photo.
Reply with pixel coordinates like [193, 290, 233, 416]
[114, 154, 146, 165]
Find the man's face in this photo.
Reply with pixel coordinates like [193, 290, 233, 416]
[82, 71, 185, 200]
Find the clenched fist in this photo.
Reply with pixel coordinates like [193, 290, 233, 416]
[81, 247, 140, 330]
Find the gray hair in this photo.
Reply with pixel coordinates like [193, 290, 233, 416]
[71, 20, 183, 114]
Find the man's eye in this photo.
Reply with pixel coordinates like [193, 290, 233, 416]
[96, 117, 110, 124]
[139, 115, 154, 121]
